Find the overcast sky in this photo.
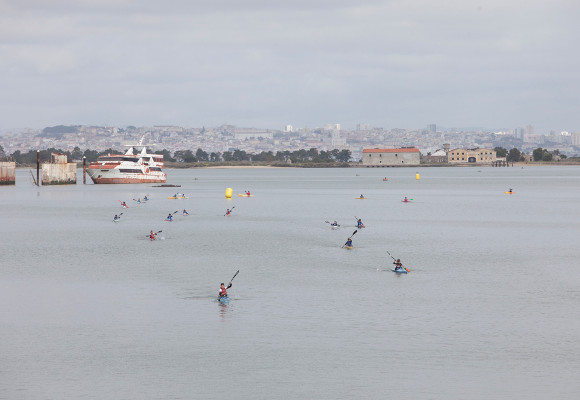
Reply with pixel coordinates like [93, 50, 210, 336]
[1, 0, 578, 132]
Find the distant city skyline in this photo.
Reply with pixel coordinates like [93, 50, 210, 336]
[1, 1, 579, 133]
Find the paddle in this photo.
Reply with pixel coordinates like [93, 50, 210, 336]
[145, 230, 162, 238]
[224, 206, 235, 216]
[230, 270, 240, 282]
[387, 250, 410, 272]
[342, 229, 357, 247]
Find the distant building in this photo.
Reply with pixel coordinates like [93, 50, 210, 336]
[427, 124, 436, 134]
[423, 149, 447, 163]
[362, 148, 421, 166]
[324, 123, 341, 131]
[448, 148, 496, 163]
[284, 125, 293, 133]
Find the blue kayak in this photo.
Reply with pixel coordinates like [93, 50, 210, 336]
[218, 296, 230, 304]
[392, 268, 408, 274]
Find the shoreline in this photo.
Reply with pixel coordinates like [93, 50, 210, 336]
[12, 161, 580, 170]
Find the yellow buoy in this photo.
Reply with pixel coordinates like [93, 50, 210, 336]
[225, 188, 233, 198]
[416, 173, 420, 180]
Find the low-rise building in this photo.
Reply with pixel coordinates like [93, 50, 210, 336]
[448, 148, 496, 163]
[362, 148, 421, 166]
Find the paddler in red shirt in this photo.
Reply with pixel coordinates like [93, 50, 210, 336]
[219, 282, 232, 298]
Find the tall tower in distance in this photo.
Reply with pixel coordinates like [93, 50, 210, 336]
[428, 124, 436, 134]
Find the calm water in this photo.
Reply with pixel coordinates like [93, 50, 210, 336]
[1, 166, 579, 400]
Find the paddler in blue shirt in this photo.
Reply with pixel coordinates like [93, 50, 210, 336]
[183, 209, 189, 216]
[113, 214, 120, 222]
[357, 218, 364, 228]
[345, 237, 353, 247]
[167, 213, 173, 221]
[219, 282, 232, 298]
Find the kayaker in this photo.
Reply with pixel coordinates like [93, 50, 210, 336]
[143, 195, 149, 201]
[359, 194, 365, 198]
[183, 209, 189, 216]
[331, 220, 338, 227]
[149, 230, 157, 241]
[219, 282, 232, 298]
[403, 197, 408, 202]
[225, 208, 231, 216]
[113, 214, 120, 222]
[393, 259, 404, 270]
[345, 237, 353, 247]
[167, 213, 173, 221]
[246, 190, 251, 196]
[357, 218, 364, 228]
[508, 188, 513, 193]
[121, 201, 128, 208]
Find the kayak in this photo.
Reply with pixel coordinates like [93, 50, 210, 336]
[356, 224, 365, 229]
[165, 219, 173, 222]
[355, 197, 368, 200]
[331, 225, 340, 229]
[167, 196, 187, 199]
[238, 194, 254, 197]
[401, 200, 412, 203]
[504, 192, 514, 194]
[344, 245, 354, 250]
[392, 268, 408, 274]
[218, 296, 230, 304]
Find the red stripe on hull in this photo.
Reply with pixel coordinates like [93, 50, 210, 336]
[91, 177, 167, 184]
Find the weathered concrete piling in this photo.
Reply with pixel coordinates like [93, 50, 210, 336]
[41, 153, 77, 185]
[0, 161, 16, 185]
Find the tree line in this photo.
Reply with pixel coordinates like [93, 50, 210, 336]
[6, 146, 352, 165]
[494, 147, 567, 162]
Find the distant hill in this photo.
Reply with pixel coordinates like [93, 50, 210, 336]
[41, 125, 80, 138]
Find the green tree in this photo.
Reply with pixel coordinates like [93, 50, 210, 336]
[507, 148, 521, 162]
[232, 149, 248, 161]
[71, 146, 83, 161]
[222, 151, 233, 161]
[494, 147, 508, 157]
[196, 148, 209, 162]
[154, 149, 175, 162]
[83, 149, 99, 162]
[336, 149, 352, 162]
[542, 152, 553, 162]
[175, 150, 196, 162]
[532, 148, 544, 161]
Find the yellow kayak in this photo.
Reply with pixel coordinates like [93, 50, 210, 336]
[344, 245, 354, 250]
[504, 192, 514, 194]
[355, 197, 368, 200]
[167, 196, 187, 199]
[238, 194, 254, 197]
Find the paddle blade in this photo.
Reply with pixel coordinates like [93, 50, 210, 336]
[351, 229, 358, 237]
[405, 268, 410, 272]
